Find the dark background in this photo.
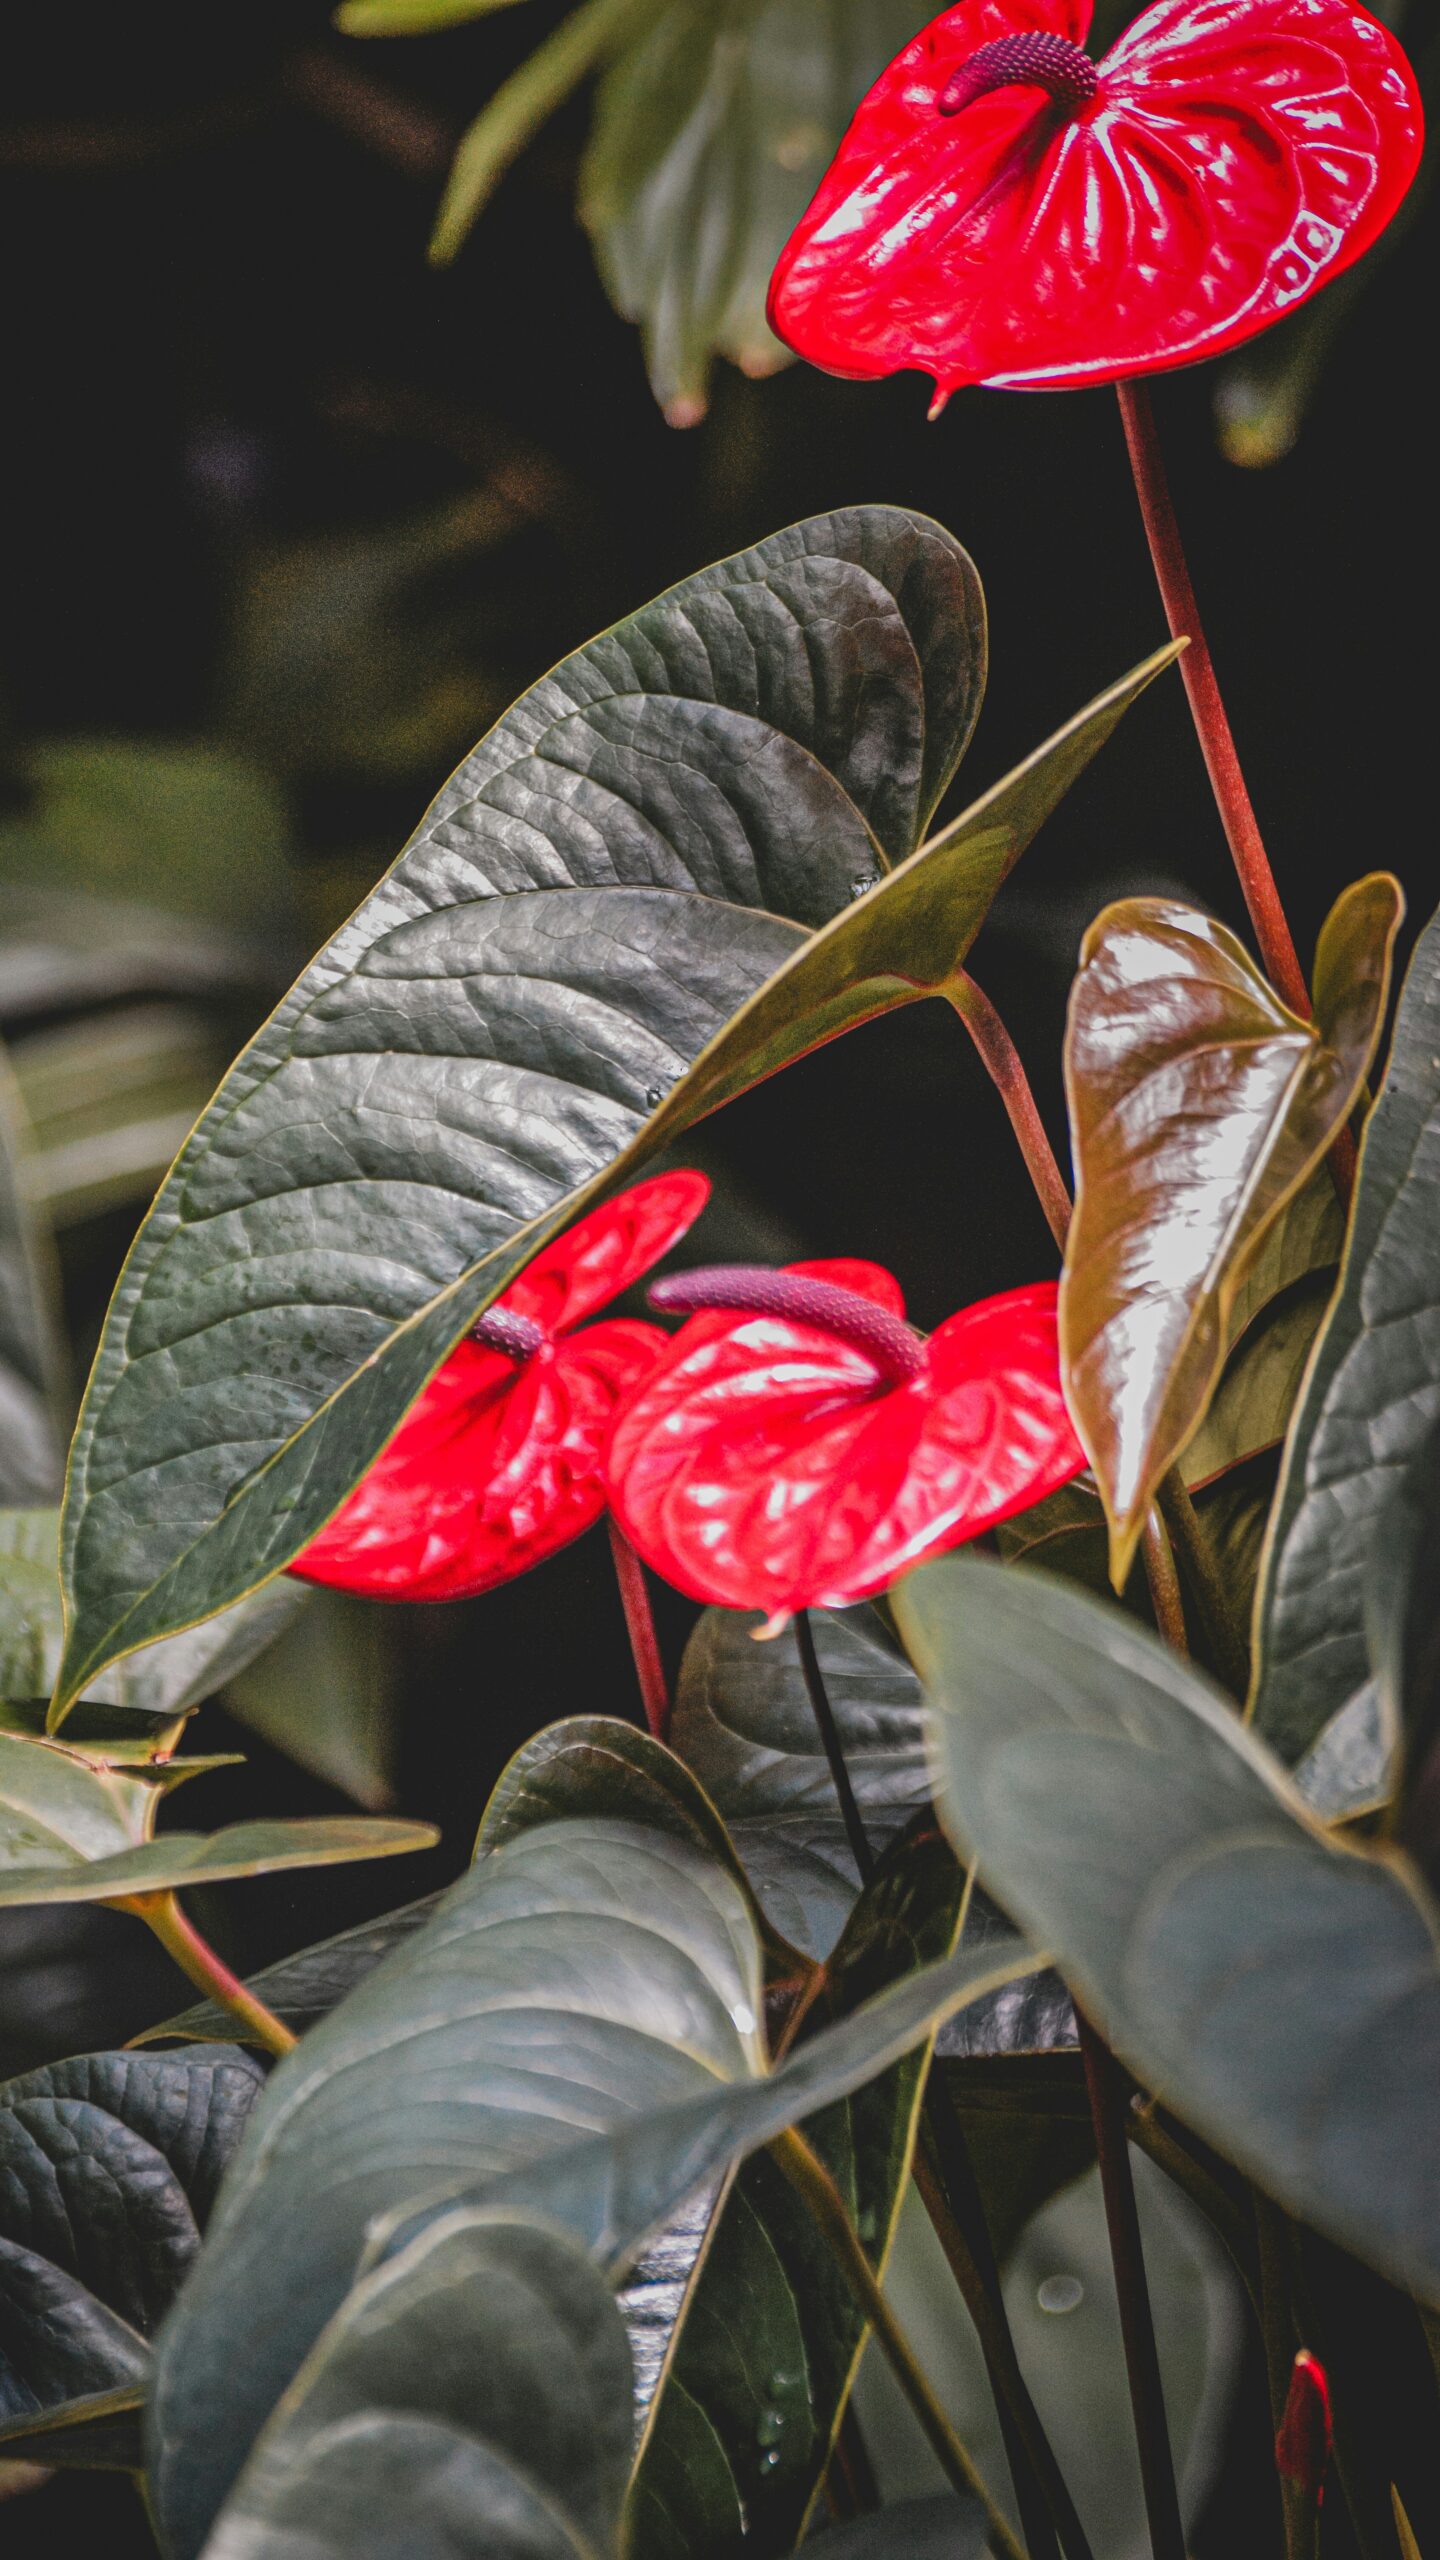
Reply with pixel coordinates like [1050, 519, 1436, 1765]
[1, 1, 1434, 2545]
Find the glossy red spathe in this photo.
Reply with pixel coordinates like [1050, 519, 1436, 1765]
[767, 0, 1423, 404]
[606, 1259, 1085, 1620]
[292, 1172, 709, 1602]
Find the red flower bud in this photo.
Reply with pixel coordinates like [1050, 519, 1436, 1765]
[291, 1172, 709, 1602]
[1275, 2350, 1333, 2511]
[768, 0, 1423, 408]
[606, 1260, 1085, 1620]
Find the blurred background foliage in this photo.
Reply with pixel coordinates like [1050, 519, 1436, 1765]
[0, 0, 1435, 2538]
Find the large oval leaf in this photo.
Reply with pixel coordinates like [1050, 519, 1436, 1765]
[896, 1551, 1440, 2304]
[1061, 880, 1401, 1584]
[0, 2045, 263, 2448]
[201, 2213, 633, 2560]
[1253, 901, 1440, 1761]
[55, 525, 1172, 1717]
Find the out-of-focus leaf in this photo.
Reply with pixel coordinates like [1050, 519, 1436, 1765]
[1061, 882, 1401, 1584]
[628, 1818, 964, 2558]
[0, 1508, 308, 1723]
[806, 2497, 987, 2558]
[1293, 1679, 1391, 1823]
[203, 2213, 633, 2560]
[339, 0, 533, 31]
[898, 1551, 1440, 2302]
[147, 1789, 1031, 2557]
[0, 2046, 263, 2450]
[0, 1053, 65, 1505]
[855, 2161, 1241, 2555]
[1183, 1274, 1333, 1492]
[223, 1587, 401, 1811]
[63, 529, 1170, 1716]
[0, 742, 296, 941]
[134, 1894, 442, 2048]
[8, 1004, 236, 1231]
[1254, 901, 1440, 1763]
[580, 0, 931, 422]
[0, 892, 277, 1026]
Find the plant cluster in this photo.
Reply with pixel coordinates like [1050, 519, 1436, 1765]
[1, 4, 1436, 2556]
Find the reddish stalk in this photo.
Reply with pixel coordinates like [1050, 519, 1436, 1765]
[607, 1515, 670, 1741]
[1077, 2017, 1188, 2560]
[949, 972, 1072, 1255]
[122, 1890, 297, 2056]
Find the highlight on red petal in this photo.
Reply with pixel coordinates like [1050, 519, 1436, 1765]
[291, 1171, 710, 1602]
[767, 0, 1424, 402]
[606, 1260, 1086, 1617]
[1275, 2351, 1333, 2509]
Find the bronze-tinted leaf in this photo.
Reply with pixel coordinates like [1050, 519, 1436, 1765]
[1061, 879, 1402, 1584]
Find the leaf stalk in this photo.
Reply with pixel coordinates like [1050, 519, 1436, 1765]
[607, 1519, 670, 1741]
[122, 1890, 298, 2057]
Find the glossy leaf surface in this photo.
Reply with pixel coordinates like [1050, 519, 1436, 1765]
[201, 2213, 632, 2560]
[1061, 881, 1401, 1583]
[55, 509, 983, 1709]
[629, 1818, 965, 2558]
[294, 1174, 706, 1602]
[768, 0, 1425, 400]
[581, 0, 930, 420]
[55, 584, 1171, 1717]
[898, 1551, 1440, 2300]
[149, 1800, 1030, 2554]
[610, 1270, 1085, 1614]
[0, 2046, 263, 2443]
[1254, 901, 1440, 1761]
[1, 1508, 307, 1728]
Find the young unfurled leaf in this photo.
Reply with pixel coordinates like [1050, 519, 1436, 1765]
[1061, 879, 1401, 1585]
[897, 1551, 1440, 2304]
[1254, 899, 1440, 1762]
[201, 2213, 633, 2560]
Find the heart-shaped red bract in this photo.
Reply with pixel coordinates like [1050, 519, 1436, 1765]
[767, 0, 1423, 402]
[292, 1172, 709, 1602]
[606, 1259, 1085, 1618]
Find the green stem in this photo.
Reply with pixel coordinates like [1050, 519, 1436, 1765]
[123, 1890, 298, 2057]
[770, 2126, 1029, 2560]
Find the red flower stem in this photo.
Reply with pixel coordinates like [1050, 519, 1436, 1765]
[607, 1516, 670, 1741]
[948, 972, 1071, 1255]
[796, 1609, 876, 1883]
[1076, 2015, 1188, 2560]
[121, 1890, 298, 2056]
[1115, 380, 1308, 1014]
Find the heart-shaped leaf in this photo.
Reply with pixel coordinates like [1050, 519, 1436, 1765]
[0, 1726, 435, 1908]
[1, 1507, 308, 1727]
[55, 510, 1171, 1718]
[1061, 879, 1402, 1584]
[896, 1550, 1440, 2303]
[580, 0, 930, 421]
[0, 2045, 264, 2450]
[673, 1604, 928, 1823]
[200, 2212, 633, 2560]
[628, 1817, 965, 2559]
[1253, 900, 1440, 1762]
[148, 1791, 1030, 2555]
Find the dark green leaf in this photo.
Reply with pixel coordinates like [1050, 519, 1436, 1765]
[0, 2046, 263, 2445]
[56, 520, 1169, 1719]
[0, 1809, 438, 1910]
[0, 2381, 144, 2472]
[1365, 1415, 1440, 1874]
[1253, 900, 1440, 1761]
[672, 1605, 927, 1823]
[1, 1507, 308, 1724]
[147, 1801, 1030, 2555]
[222, 1586, 402, 1810]
[1061, 880, 1401, 1582]
[628, 1818, 964, 2559]
[897, 1551, 1440, 2303]
[580, 0, 930, 421]
[203, 2212, 632, 2560]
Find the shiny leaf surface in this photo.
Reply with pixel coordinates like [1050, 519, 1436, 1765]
[1254, 901, 1440, 1761]
[768, 0, 1424, 400]
[1061, 880, 1401, 1583]
[148, 1799, 1030, 2555]
[629, 1818, 965, 2558]
[0, 2046, 263, 2445]
[56, 509, 994, 1711]
[201, 2213, 632, 2560]
[898, 1550, 1440, 2300]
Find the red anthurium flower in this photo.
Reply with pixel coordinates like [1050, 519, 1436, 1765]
[767, 0, 1423, 405]
[1275, 2350, 1333, 2511]
[606, 1259, 1085, 1620]
[292, 1172, 709, 1602]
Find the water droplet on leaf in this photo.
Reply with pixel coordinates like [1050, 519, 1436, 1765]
[1036, 2273, 1084, 2315]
